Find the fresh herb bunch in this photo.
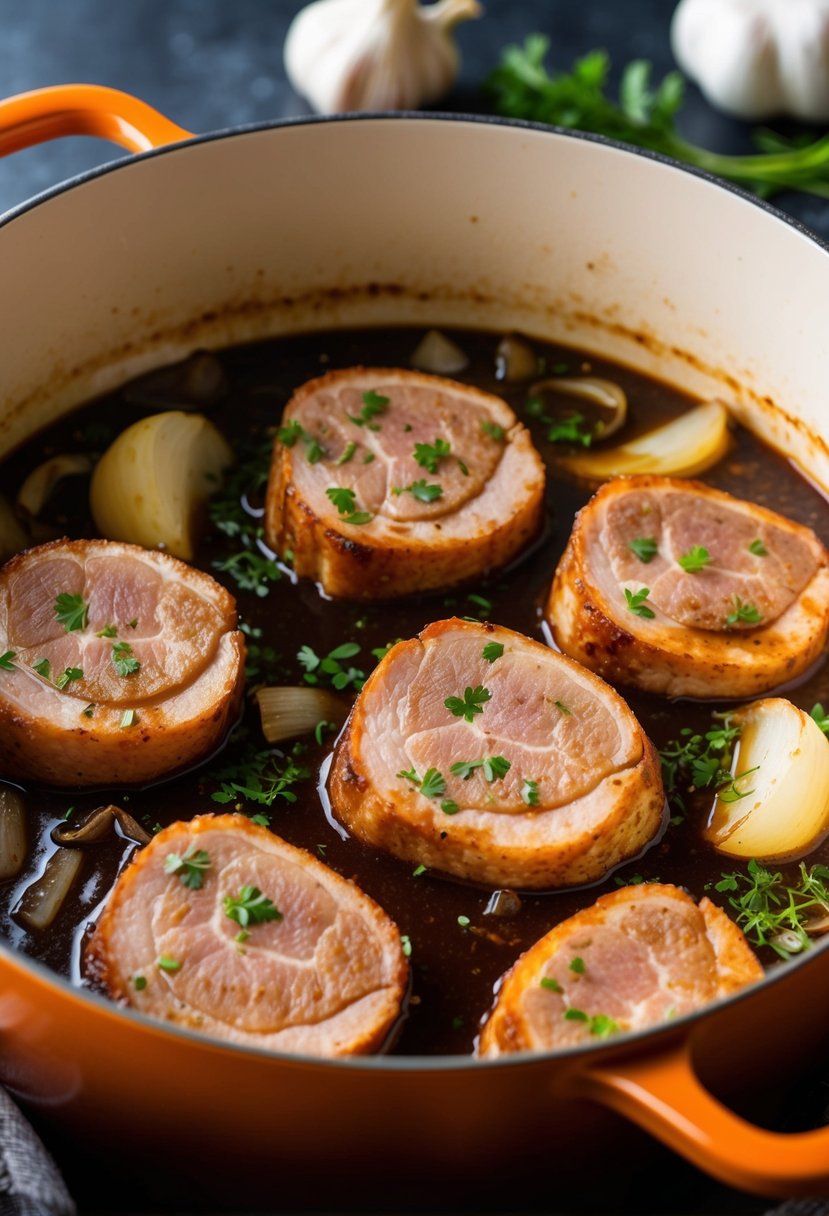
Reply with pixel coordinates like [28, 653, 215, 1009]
[659, 716, 742, 813]
[209, 739, 310, 810]
[488, 37, 829, 200]
[715, 860, 829, 958]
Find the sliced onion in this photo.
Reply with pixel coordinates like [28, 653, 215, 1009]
[0, 786, 27, 880]
[15, 847, 83, 931]
[0, 493, 28, 562]
[495, 335, 537, 382]
[410, 330, 469, 374]
[16, 453, 95, 519]
[51, 803, 151, 847]
[532, 376, 628, 441]
[90, 410, 233, 561]
[705, 698, 829, 862]
[256, 686, 349, 744]
[561, 400, 730, 480]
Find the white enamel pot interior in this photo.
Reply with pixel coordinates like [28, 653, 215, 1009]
[0, 91, 827, 1207]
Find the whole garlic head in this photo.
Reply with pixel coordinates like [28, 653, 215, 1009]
[671, 0, 829, 122]
[284, 0, 482, 114]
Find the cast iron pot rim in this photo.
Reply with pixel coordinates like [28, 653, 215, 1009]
[0, 108, 827, 1073]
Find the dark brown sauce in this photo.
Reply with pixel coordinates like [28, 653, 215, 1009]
[1, 326, 828, 1056]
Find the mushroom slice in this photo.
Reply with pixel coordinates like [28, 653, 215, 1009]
[51, 804, 151, 847]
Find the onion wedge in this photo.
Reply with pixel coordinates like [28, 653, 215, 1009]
[14, 847, 84, 932]
[0, 786, 27, 880]
[706, 698, 829, 861]
[560, 400, 730, 480]
[410, 330, 469, 374]
[16, 453, 95, 519]
[256, 686, 349, 744]
[532, 376, 628, 441]
[90, 410, 233, 561]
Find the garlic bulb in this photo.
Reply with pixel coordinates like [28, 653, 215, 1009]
[671, 0, 829, 122]
[284, 0, 482, 114]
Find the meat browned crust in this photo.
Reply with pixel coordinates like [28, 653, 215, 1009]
[478, 883, 763, 1055]
[264, 367, 545, 599]
[86, 814, 409, 1057]
[0, 539, 245, 786]
[547, 475, 829, 698]
[329, 618, 665, 890]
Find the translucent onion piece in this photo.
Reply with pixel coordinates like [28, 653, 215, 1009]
[561, 400, 730, 480]
[532, 376, 628, 441]
[706, 697, 829, 862]
[410, 330, 469, 374]
[256, 686, 349, 744]
[0, 493, 28, 562]
[0, 786, 27, 880]
[495, 335, 537, 382]
[90, 410, 233, 561]
[16, 453, 95, 519]
[51, 803, 151, 848]
[15, 847, 83, 931]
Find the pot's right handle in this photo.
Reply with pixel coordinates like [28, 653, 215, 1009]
[0, 84, 192, 158]
[574, 1039, 829, 1197]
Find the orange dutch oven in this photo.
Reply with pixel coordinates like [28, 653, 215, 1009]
[0, 85, 827, 1209]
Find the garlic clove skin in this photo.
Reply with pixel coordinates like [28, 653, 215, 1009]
[284, 0, 482, 115]
[671, 0, 829, 122]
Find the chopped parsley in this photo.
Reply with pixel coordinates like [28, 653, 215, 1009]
[482, 641, 504, 663]
[400, 935, 412, 957]
[111, 641, 141, 677]
[589, 1014, 621, 1038]
[554, 700, 571, 716]
[277, 420, 325, 462]
[445, 684, 491, 722]
[450, 756, 510, 782]
[0, 651, 16, 671]
[420, 768, 447, 798]
[440, 799, 460, 816]
[521, 778, 540, 806]
[412, 864, 427, 877]
[547, 413, 592, 446]
[370, 639, 401, 663]
[677, 545, 713, 573]
[212, 546, 282, 598]
[749, 538, 768, 556]
[628, 536, 658, 563]
[725, 597, 763, 627]
[624, 587, 655, 618]
[457, 915, 470, 928]
[209, 438, 282, 597]
[209, 739, 310, 807]
[157, 956, 182, 973]
[325, 486, 374, 525]
[56, 666, 84, 690]
[717, 766, 759, 804]
[715, 859, 829, 958]
[810, 703, 829, 735]
[540, 976, 562, 993]
[564, 1007, 589, 1023]
[32, 658, 51, 680]
[55, 593, 88, 632]
[413, 437, 451, 473]
[659, 714, 741, 813]
[393, 479, 443, 503]
[569, 957, 586, 974]
[132, 975, 147, 991]
[348, 389, 390, 429]
[96, 624, 118, 638]
[223, 885, 282, 928]
[468, 593, 492, 616]
[480, 420, 505, 441]
[120, 708, 138, 728]
[297, 641, 365, 692]
[164, 845, 211, 890]
[336, 441, 357, 466]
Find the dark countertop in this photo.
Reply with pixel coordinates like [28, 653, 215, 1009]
[0, 2, 826, 1214]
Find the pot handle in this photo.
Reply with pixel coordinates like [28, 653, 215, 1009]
[575, 1038, 829, 1197]
[0, 84, 192, 158]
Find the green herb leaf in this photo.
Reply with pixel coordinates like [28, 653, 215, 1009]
[413, 437, 451, 473]
[564, 1008, 589, 1023]
[55, 593, 88, 632]
[482, 642, 504, 663]
[0, 651, 16, 671]
[96, 624, 118, 638]
[725, 597, 763, 627]
[450, 759, 484, 781]
[397, 767, 421, 786]
[547, 413, 592, 447]
[336, 441, 357, 466]
[412, 864, 427, 877]
[717, 766, 759, 804]
[32, 658, 51, 679]
[554, 700, 571, 715]
[277, 419, 304, 447]
[56, 666, 84, 690]
[400, 934, 412, 957]
[157, 955, 182, 973]
[111, 641, 141, 677]
[420, 768, 447, 799]
[749, 538, 768, 556]
[348, 389, 390, 429]
[810, 703, 829, 735]
[715, 859, 829, 958]
[677, 545, 713, 573]
[521, 778, 540, 806]
[482, 755, 511, 782]
[624, 587, 655, 618]
[457, 915, 470, 927]
[659, 713, 741, 812]
[468, 593, 492, 615]
[297, 641, 365, 693]
[133, 975, 147, 991]
[569, 956, 586, 974]
[397, 479, 443, 503]
[540, 976, 562, 993]
[325, 485, 374, 525]
[589, 1013, 621, 1038]
[223, 885, 283, 928]
[444, 685, 491, 722]
[481, 420, 505, 441]
[440, 799, 460, 816]
[209, 739, 310, 807]
[628, 536, 658, 563]
[164, 845, 211, 890]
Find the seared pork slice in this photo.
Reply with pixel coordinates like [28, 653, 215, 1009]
[264, 368, 545, 599]
[547, 475, 829, 698]
[0, 539, 244, 786]
[329, 618, 665, 889]
[478, 883, 762, 1055]
[86, 814, 409, 1057]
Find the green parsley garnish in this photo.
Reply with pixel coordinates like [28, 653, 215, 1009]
[133, 975, 147, 991]
[111, 641, 141, 677]
[564, 1008, 589, 1023]
[208, 437, 282, 597]
[82, 704, 95, 718]
[397, 767, 421, 785]
[628, 536, 658, 563]
[450, 756, 510, 782]
[440, 799, 460, 816]
[412, 864, 427, 877]
[717, 766, 759, 804]
[624, 587, 655, 618]
[298, 641, 365, 692]
[540, 976, 562, 993]
[213, 548, 282, 598]
[0, 651, 16, 671]
[277, 421, 325, 462]
[348, 389, 390, 429]
[480, 420, 505, 441]
[120, 708, 138, 728]
[164, 845, 211, 890]
[400, 935, 412, 957]
[444, 685, 491, 722]
[810, 703, 829, 735]
[569, 957, 586, 974]
[223, 885, 282, 928]
[393, 479, 443, 503]
[749, 538, 768, 556]
[336, 441, 357, 466]
[589, 1014, 621, 1038]
[467, 593, 492, 616]
[547, 413, 592, 447]
[715, 859, 829, 958]
[325, 486, 374, 525]
[128, 618, 138, 629]
[420, 768, 447, 799]
[55, 593, 88, 632]
[725, 597, 763, 627]
[521, 778, 540, 806]
[56, 666, 84, 690]
[157, 956, 182, 973]
[413, 437, 451, 473]
[209, 740, 310, 808]
[32, 658, 51, 680]
[457, 915, 470, 928]
[554, 700, 571, 715]
[96, 624, 118, 638]
[482, 642, 504, 663]
[678, 545, 713, 573]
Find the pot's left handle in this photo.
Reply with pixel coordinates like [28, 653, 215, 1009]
[0, 84, 192, 158]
